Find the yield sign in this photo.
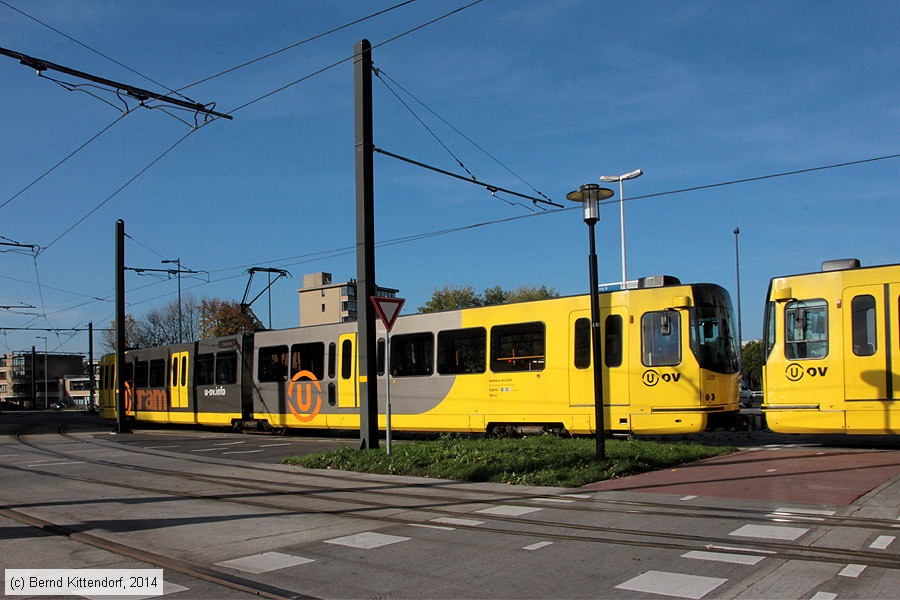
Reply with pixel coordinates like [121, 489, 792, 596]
[371, 296, 405, 333]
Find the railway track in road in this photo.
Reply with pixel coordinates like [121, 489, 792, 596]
[4, 417, 899, 574]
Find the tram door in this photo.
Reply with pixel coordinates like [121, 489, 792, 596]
[568, 311, 594, 408]
[169, 351, 189, 409]
[842, 284, 898, 433]
[337, 333, 358, 408]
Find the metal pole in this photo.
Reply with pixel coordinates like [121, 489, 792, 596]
[734, 227, 742, 349]
[588, 221, 606, 460]
[176, 258, 182, 343]
[385, 332, 392, 455]
[43, 337, 48, 406]
[88, 321, 95, 409]
[115, 219, 131, 434]
[619, 179, 626, 288]
[354, 39, 379, 449]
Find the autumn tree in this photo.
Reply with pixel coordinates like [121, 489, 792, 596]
[198, 298, 259, 339]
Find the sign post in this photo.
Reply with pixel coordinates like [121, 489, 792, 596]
[370, 296, 404, 454]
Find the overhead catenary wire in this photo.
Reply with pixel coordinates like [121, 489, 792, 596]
[0, 0, 195, 103]
[374, 67, 553, 204]
[27, 1, 486, 255]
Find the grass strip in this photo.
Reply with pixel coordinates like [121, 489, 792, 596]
[284, 435, 736, 487]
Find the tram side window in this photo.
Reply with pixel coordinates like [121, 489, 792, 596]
[291, 342, 325, 380]
[390, 332, 434, 377]
[785, 299, 828, 359]
[437, 327, 486, 375]
[148, 359, 166, 388]
[216, 351, 238, 384]
[574, 318, 590, 369]
[377, 339, 385, 376]
[258, 345, 289, 382]
[491, 322, 545, 372]
[171, 357, 178, 387]
[328, 343, 337, 379]
[195, 353, 214, 386]
[341, 339, 352, 379]
[134, 361, 149, 388]
[122, 362, 134, 386]
[642, 311, 681, 367]
[851, 295, 877, 357]
[605, 315, 623, 368]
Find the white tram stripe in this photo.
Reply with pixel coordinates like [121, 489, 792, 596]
[222, 450, 264, 455]
[730, 524, 808, 541]
[809, 593, 837, 600]
[431, 517, 484, 527]
[475, 505, 542, 517]
[616, 571, 727, 599]
[523, 541, 554, 551]
[870, 535, 895, 549]
[839, 564, 867, 578]
[773, 507, 837, 516]
[216, 551, 314, 574]
[682, 550, 765, 565]
[324, 532, 410, 549]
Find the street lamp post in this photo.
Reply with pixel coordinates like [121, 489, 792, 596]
[600, 169, 643, 288]
[162, 258, 182, 343]
[566, 183, 615, 460]
[36, 335, 48, 408]
[733, 227, 742, 349]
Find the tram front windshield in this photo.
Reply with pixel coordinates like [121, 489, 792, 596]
[689, 284, 740, 374]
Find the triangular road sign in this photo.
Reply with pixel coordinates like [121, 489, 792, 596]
[371, 296, 405, 333]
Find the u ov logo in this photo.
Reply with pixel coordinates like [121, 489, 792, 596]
[785, 363, 828, 382]
[288, 370, 322, 422]
[642, 370, 682, 387]
[642, 370, 660, 387]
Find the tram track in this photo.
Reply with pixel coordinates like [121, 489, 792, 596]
[5, 419, 899, 573]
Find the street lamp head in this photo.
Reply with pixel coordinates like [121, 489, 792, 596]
[566, 183, 614, 224]
[600, 168, 643, 183]
[734, 227, 740, 236]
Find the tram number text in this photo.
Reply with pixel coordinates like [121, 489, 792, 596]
[785, 363, 828, 382]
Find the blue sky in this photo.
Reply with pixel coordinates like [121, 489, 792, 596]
[1, 0, 898, 358]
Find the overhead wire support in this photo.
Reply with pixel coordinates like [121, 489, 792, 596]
[374, 147, 564, 208]
[0, 46, 233, 121]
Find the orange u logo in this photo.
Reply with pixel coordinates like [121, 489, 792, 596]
[287, 370, 322, 422]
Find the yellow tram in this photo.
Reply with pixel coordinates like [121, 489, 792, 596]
[99, 276, 741, 435]
[762, 259, 900, 434]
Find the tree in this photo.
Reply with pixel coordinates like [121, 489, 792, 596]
[741, 339, 765, 390]
[198, 299, 259, 339]
[101, 314, 142, 353]
[418, 285, 483, 313]
[419, 284, 559, 313]
[101, 294, 252, 352]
